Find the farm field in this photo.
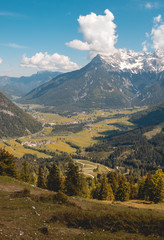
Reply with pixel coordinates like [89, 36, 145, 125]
[0, 106, 145, 158]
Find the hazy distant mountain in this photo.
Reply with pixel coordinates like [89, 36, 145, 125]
[18, 50, 164, 112]
[0, 92, 42, 138]
[0, 71, 61, 99]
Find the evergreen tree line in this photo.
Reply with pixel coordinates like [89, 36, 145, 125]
[0, 148, 164, 203]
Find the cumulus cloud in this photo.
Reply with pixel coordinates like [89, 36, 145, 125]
[151, 15, 164, 50]
[0, 58, 3, 64]
[142, 14, 164, 51]
[66, 9, 118, 58]
[151, 23, 164, 49]
[21, 52, 80, 72]
[154, 14, 162, 23]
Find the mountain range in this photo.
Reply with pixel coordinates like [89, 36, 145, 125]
[15, 49, 164, 112]
[0, 71, 60, 99]
[0, 92, 42, 138]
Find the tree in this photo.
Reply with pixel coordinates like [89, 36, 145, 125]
[107, 172, 119, 198]
[151, 169, 164, 203]
[65, 162, 80, 196]
[21, 161, 30, 182]
[47, 163, 61, 192]
[116, 176, 130, 201]
[98, 175, 114, 200]
[0, 148, 17, 177]
[143, 172, 153, 201]
[138, 170, 164, 203]
[37, 166, 45, 188]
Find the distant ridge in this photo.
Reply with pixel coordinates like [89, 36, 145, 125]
[0, 71, 61, 99]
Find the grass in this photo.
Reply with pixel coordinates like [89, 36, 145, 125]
[74, 159, 112, 178]
[0, 176, 164, 240]
[144, 122, 164, 140]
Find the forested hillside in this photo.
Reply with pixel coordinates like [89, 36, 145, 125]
[0, 92, 42, 138]
[86, 103, 164, 178]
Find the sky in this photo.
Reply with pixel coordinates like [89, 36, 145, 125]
[0, 0, 164, 77]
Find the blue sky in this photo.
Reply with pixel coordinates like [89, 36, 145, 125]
[0, 0, 164, 76]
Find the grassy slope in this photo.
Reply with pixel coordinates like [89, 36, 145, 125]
[0, 176, 164, 240]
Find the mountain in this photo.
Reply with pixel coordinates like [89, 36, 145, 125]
[18, 50, 164, 112]
[0, 92, 42, 138]
[0, 71, 61, 99]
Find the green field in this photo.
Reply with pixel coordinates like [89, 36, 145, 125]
[0, 106, 146, 158]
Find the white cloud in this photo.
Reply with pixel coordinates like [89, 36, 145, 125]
[2, 43, 27, 49]
[0, 58, 3, 64]
[142, 40, 148, 52]
[151, 23, 164, 49]
[145, 3, 152, 9]
[153, 14, 162, 23]
[145, 2, 159, 9]
[142, 14, 164, 51]
[0, 11, 26, 18]
[66, 9, 118, 58]
[21, 52, 80, 72]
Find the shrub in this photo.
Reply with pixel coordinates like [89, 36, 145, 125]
[53, 191, 69, 204]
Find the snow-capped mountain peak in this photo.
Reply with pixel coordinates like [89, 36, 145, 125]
[99, 49, 164, 73]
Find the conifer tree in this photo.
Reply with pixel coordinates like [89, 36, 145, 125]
[107, 172, 119, 197]
[151, 169, 164, 203]
[37, 166, 45, 188]
[0, 148, 17, 177]
[65, 162, 80, 196]
[47, 163, 61, 192]
[99, 175, 114, 200]
[116, 176, 130, 201]
[143, 172, 153, 201]
[21, 161, 30, 182]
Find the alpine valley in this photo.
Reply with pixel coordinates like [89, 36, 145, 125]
[18, 49, 164, 112]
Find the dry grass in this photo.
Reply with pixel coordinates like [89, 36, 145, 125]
[0, 176, 163, 240]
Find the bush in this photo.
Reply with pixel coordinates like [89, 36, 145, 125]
[53, 191, 69, 204]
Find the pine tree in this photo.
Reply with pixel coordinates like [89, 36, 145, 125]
[151, 169, 164, 203]
[37, 166, 45, 188]
[21, 161, 30, 182]
[0, 148, 17, 177]
[65, 162, 80, 196]
[99, 175, 114, 200]
[107, 172, 119, 198]
[143, 172, 153, 201]
[47, 163, 61, 192]
[138, 176, 146, 199]
[116, 176, 130, 201]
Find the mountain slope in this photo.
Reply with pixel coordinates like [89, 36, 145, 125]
[130, 101, 164, 127]
[18, 55, 137, 111]
[0, 71, 61, 99]
[18, 50, 164, 111]
[0, 92, 42, 138]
